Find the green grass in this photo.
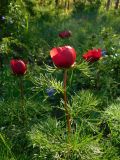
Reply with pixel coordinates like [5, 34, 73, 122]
[0, 1, 120, 159]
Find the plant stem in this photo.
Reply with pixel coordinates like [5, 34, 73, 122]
[19, 76, 27, 124]
[19, 76, 24, 109]
[63, 69, 71, 135]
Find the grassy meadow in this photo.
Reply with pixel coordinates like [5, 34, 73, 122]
[0, 0, 120, 159]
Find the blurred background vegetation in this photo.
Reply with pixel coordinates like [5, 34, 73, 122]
[0, 0, 120, 159]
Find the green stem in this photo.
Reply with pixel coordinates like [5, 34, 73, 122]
[63, 69, 71, 135]
[19, 77, 27, 124]
[19, 77, 24, 111]
[70, 69, 74, 87]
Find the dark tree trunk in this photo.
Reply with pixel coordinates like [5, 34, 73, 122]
[67, 0, 70, 10]
[64, 0, 70, 10]
[106, 0, 111, 11]
[65, 0, 67, 9]
[55, 0, 59, 7]
[114, 0, 119, 9]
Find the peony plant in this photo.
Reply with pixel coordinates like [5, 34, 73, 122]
[82, 48, 106, 63]
[10, 59, 27, 122]
[50, 45, 76, 136]
[59, 30, 72, 39]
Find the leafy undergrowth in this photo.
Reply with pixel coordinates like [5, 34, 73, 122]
[0, 1, 120, 160]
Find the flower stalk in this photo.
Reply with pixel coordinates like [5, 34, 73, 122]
[63, 69, 71, 135]
[19, 76, 27, 124]
[19, 76, 24, 109]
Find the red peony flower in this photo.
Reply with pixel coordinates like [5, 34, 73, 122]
[50, 46, 76, 68]
[10, 59, 27, 75]
[59, 30, 72, 39]
[83, 49, 102, 63]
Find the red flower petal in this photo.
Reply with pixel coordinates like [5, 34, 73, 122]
[59, 30, 72, 39]
[83, 49, 102, 63]
[50, 46, 76, 68]
[10, 59, 27, 75]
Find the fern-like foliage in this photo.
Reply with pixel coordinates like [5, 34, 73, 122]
[31, 69, 64, 95]
[71, 90, 99, 118]
[104, 102, 120, 144]
[28, 118, 102, 160]
[75, 61, 92, 77]
[70, 90, 101, 135]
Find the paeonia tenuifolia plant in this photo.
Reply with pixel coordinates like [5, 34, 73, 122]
[10, 59, 27, 75]
[82, 48, 106, 63]
[83, 48, 106, 89]
[59, 30, 72, 39]
[10, 59, 27, 122]
[50, 46, 76, 136]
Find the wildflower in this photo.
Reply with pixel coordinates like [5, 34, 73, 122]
[1, 16, 5, 20]
[50, 46, 76, 68]
[59, 30, 72, 39]
[10, 59, 27, 75]
[101, 50, 107, 56]
[83, 48, 104, 63]
[46, 88, 56, 97]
